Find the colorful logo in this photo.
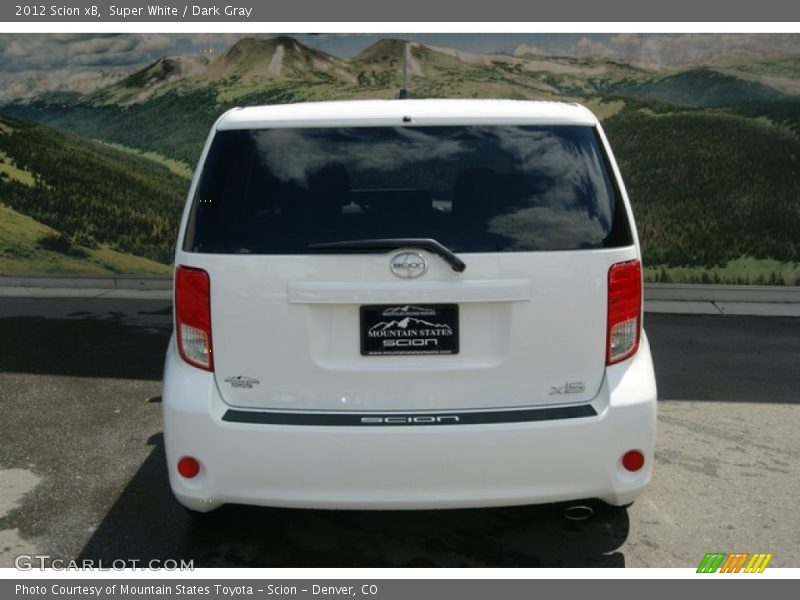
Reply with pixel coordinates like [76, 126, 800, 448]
[697, 553, 773, 573]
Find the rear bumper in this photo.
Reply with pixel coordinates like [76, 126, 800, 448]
[162, 335, 657, 512]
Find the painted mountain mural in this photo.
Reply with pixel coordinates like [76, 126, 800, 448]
[1, 35, 800, 283]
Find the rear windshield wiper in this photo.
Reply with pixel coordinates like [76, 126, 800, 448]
[308, 238, 466, 272]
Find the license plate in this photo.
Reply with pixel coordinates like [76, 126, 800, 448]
[360, 304, 459, 356]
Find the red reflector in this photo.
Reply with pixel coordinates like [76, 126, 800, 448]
[606, 259, 642, 365]
[177, 456, 200, 479]
[175, 265, 213, 371]
[622, 450, 645, 472]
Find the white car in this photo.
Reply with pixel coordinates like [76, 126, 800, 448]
[162, 99, 657, 513]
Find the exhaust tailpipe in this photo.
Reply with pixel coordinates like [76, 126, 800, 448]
[564, 504, 594, 521]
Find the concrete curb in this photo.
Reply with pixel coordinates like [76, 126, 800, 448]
[645, 283, 800, 303]
[0, 273, 171, 291]
[644, 284, 800, 316]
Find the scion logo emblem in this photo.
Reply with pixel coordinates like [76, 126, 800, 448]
[390, 252, 428, 279]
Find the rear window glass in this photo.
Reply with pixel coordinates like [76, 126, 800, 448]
[184, 125, 631, 254]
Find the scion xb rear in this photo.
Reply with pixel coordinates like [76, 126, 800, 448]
[163, 99, 657, 512]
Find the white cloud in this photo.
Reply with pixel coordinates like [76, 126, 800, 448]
[574, 36, 614, 58]
[0, 67, 128, 103]
[513, 43, 547, 57]
[580, 33, 800, 65]
[0, 33, 190, 73]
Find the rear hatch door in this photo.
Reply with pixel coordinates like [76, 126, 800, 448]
[182, 123, 635, 412]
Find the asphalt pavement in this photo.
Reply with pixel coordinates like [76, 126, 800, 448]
[0, 298, 798, 568]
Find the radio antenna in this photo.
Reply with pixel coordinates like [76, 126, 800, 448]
[399, 41, 409, 99]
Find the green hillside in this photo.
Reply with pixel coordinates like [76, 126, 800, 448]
[607, 69, 786, 107]
[5, 90, 221, 165]
[603, 107, 800, 274]
[0, 116, 188, 264]
[726, 98, 800, 137]
[0, 203, 170, 274]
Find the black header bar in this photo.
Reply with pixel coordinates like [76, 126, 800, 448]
[3, 1, 800, 23]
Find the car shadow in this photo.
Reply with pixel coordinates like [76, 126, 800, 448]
[78, 433, 629, 567]
[0, 304, 171, 381]
[646, 314, 800, 403]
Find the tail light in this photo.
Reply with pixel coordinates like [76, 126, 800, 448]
[606, 259, 642, 365]
[175, 265, 213, 371]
